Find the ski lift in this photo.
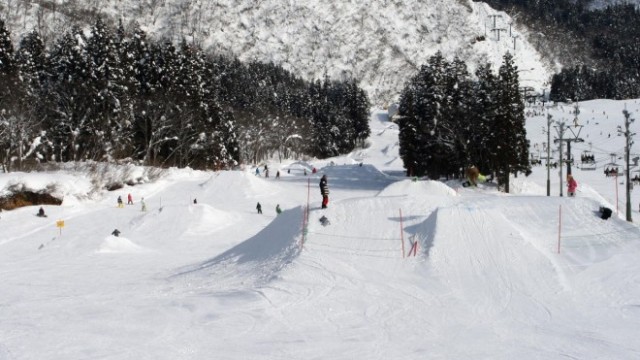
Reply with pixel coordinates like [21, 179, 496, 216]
[632, 170, 640, 185]
[545, 158, 558, 169]
[530, 154, 542, 166]
[603, 162, 621, 177]
[580, 151, 596, 170]
[580, 150, 595, 164]
[603, 153, 622, 177]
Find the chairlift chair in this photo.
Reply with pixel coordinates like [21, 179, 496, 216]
[581, 150, 595, 164]
[580, 151, 597, 170]
[604, 163, 621, 177]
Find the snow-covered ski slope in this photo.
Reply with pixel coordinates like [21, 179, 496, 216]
[1, 102, 640, 359]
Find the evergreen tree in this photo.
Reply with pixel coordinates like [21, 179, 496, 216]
[470, 63, 498, 173]
[493, 52, 530, 193]
[308, 79, 337, 158]
[441, 56, 473, 177]
[44, 26, 92, 162]
[0, 19, 25, 171]
[16, 30, 47, 96]
[346, 79, 371, 148]
[84, 17, 131, 161]
[397, 78, 420, 177]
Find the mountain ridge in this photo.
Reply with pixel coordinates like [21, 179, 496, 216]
[0, 0, 551, 104]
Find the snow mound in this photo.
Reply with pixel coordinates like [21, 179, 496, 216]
[98, 235, 146, 254]
[185, 204, 239, 236]
[378, 179, 457, 198]
[172, 206, 305, 293]
[509, 176, 547, 195]
[199, 170, 282, 198]
[0, 171, 92, 200]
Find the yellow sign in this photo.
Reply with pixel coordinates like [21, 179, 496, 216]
[56, 220, 65, 228]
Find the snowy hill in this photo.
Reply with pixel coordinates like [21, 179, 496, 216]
[1, 0, 551, 103]
[1, 100, 640, 358]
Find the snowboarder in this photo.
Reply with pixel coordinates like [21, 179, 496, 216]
[276, 170, 280, 179]
[36, 207, 46, 217]
[463, 166, 487, 187]
[319, 174, 329, 209]
[127, 193, 133, 205]
[117, 196, 124, 208]
[276, 204, 282, 215]
[464, 166, 480, 187]
[256, 202, 262, 214]
[112, 229, 121, 237]
[193, 198, 198, 204]
[599, 206, 612, 220]
[567, 174, 578, 197]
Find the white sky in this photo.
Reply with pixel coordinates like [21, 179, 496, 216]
[1, 100, 640, 359]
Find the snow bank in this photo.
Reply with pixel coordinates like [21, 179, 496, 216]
[98, 235, 146, 253]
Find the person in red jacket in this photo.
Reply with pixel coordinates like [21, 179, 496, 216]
[567, 174, 578, 196]
[319, 175, 329, 209]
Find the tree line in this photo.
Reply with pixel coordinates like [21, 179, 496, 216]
[0, 18, 370, 172]
[397, 52, 530, 192]
[483, 0, 640, 101]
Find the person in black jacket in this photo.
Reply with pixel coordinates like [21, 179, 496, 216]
[319, 175, 329, 209]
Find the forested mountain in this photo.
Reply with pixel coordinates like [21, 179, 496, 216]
[0, 18, 370, 171]
[481, 0, 640, 100]
[1, 0, 638, 177]
[0, 0, 551, 104]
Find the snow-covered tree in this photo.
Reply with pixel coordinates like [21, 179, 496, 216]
[493, 52, 530, 193]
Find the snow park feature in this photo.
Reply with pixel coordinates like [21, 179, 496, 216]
[0, 102, 640, 359]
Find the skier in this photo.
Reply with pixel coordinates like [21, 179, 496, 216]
[36, 207, 46, 217]
[567, 174, 578, 196]
[276, 204, 282, 215]
[256, 202, 262, 214]
[127, 193, 133, 205]
[141, 197, 147, 212]
[117, 196, 124, 208]
[276, 170, 280, 179]
[319, 174, 329, 209]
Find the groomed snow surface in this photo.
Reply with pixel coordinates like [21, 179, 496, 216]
[2, 101, 640, 359]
